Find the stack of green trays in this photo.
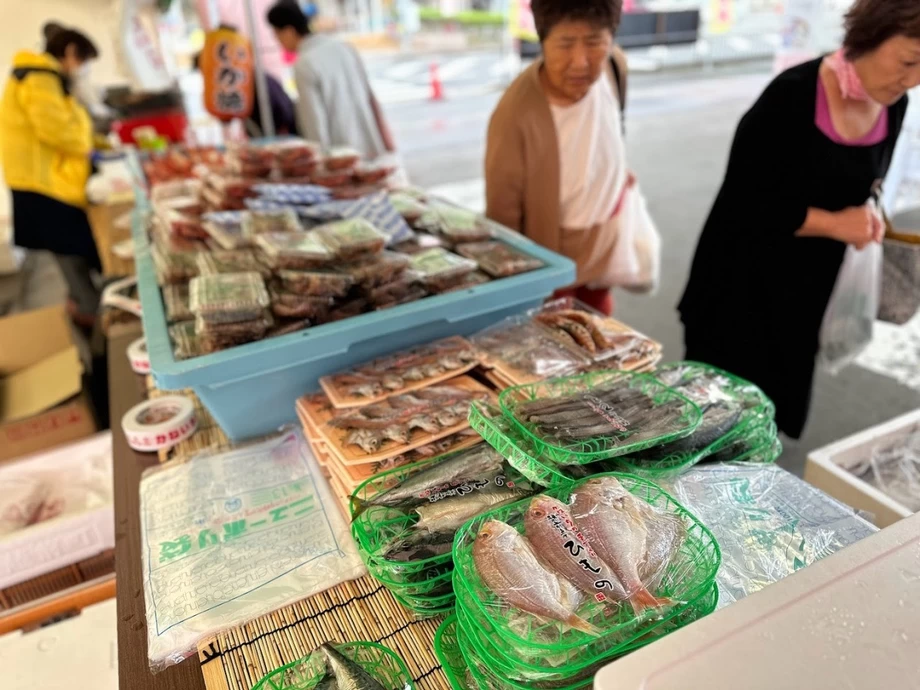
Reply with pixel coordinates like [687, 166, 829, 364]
[614, 362, 780, 479]
[350, 444, 534, 617]
[251, 642, 415, 690]
[447, 473, 721, 689]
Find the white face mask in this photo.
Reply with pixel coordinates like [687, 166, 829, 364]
[75, 63, 92, 81]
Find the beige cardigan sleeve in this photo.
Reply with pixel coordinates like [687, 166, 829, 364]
[484, 104, 525, 233]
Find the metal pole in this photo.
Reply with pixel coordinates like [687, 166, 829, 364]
[242, 0, 276, 138]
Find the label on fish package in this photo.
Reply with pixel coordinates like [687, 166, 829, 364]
[544, 508, 618, 601]
[584, 395, 630, 432]
[419, 474, 515, 504]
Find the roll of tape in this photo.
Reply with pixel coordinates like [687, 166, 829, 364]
[127, 337, 151, 375]
[122, 396, 197, 453]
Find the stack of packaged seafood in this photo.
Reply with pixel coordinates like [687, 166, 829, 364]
[294, 337, 493, 513]
[474, 300, 662, 388]
[350, 444, 536, 616]
[436, 474, 720, 689]
[151, 186, 547, 360]
[468, 367, 779, 491]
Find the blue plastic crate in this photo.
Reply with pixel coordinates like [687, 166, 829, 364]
[134, 203, 575, 441]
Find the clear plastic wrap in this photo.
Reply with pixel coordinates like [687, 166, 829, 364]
[151, 245, 199, 285]
[434, 270, 492, 295]
[342, 251, 410, 289]
[457, 240, 544, 278]
[139, 429, 366, 671]
[189, 271, 271, 323]
[532, 298, 662, 368]
[409, 248, 478, 291]
[315, 219, 387, 260]
[269, 284, 334, 320]
[252, 183, 332, 206]
[451, 473, 719, 670]
[850, 428, 920, 511]
[196, 249, 271, 278]
[226, 142, 275, 178]
[278, 268, 354, 298]
[169, 320, 202, 360]
[255, 231, 333, 270]
[311, 166, 355, 188]
[162, 284, 192, 323]
[353, 160, 395, 184]
[417, 205, 493, 243]
[389, 191, 429, 224]
[660, 463, 878, 607]
[201, 211, 250, 250]
[366, 274, 423, 306]
[324, 146, 361, 171]
[242, 208, 302, 237]
[473, 320, 591, 385]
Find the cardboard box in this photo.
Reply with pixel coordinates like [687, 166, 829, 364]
[805, 409, 920, 528]
[0, 306, 96, 462]
[595, 513, 920, 689]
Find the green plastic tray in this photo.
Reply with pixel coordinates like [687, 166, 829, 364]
[450, 473, 721, 661]
[469, 400, 581, 489]
[365, 559, 455, 596]
[434, 615, 474, 690]
[250, 641, 415, 690]
[390, 588, 456, 617]
[454, 580, 719, 684]
[613, 362, 775, 478]
[499, 371, 702, 465]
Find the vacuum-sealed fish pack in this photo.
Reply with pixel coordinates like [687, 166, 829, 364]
[456, 240, 545, 278]
[255, 230, 333, 270]
[315, 218, 387, 260]
[189, 271, 271, 324]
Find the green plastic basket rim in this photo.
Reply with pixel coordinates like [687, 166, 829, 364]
[498, 371, 704, 465]
[390, 589, 456, 616]
[364, 558, 455, 591]
[434, 615, 469, 690]
[449, 472, 723, 653]
[468, 400, 577, 490]
[249, 641, 415, 690]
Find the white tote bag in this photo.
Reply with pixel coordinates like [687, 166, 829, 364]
[608, 183, 662, 294]
[818, 242, 882, 375]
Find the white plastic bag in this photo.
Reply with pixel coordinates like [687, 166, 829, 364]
[819, 242, 882, 374]
[609, 184, 661, 294]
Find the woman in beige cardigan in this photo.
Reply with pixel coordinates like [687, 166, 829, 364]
[485, 0, 629, 315]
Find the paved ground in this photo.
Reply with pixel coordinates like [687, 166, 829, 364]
[379, 63, 920, 478]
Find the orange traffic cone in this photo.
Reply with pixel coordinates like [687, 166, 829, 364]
[429, 62, 444, 102]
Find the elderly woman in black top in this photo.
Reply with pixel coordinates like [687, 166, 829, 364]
[679, 0, 920, 439]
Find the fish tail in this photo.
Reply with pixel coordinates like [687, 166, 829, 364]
[566, 614, 602, 636]
[350, 497, 369, 519]
[627, 586, 671, 616]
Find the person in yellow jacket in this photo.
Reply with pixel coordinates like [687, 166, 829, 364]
[2, 28, 100, 324]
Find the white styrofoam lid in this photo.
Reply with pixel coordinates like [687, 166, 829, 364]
[595, 512, 920, 689]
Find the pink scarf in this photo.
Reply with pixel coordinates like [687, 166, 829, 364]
[826, 49, 873, 102]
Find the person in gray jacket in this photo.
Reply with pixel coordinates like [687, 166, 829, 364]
[267, 1, 395, 160]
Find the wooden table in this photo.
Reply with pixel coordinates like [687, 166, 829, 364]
[110, 330, 206, 690]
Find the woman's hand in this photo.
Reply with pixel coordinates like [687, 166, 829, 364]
[796, 204, 883, 249]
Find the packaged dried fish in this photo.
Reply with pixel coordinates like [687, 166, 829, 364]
[269, 284, 334, 319]
[169, 320, 201, 360]
[315, 219, 386, 260]
[205, 174, 261, 200]
[312, 166, 354, 188]
[375, 287, 427, 310]
[430, 270, 491, 295]
[325, 146, 361, 171]
[366, 274, 421, 304]
[323, 297, 368, 323]
[409, 248, 477, 291]
[474, 320, 591, 384]
[242, 208, 302, 237]
[255, 231, 333, 270]
[197, 311, 274, 353]
[152, 245, 199, 285]
[201, 211, 251, 250]
[417, 206, 493, 243]
[196, 249, 271, 278]
[163, 284, 192, 323]
[342, 251, 410, 289]
[269, 139, 321, 164]
[266, 318, 311, 339]
[226, 143, 275, 177]
[391, 232, 445, 255]
[457, 240, 544, 278]
[354, 161, 394, 184]
[389, 191, 429, 224]
[189, 271, 271, 324]
[278, 268, 354, 298]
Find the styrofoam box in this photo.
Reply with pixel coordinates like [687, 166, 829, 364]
[805, 409, 919, 528]
[0, 432, 114, 590]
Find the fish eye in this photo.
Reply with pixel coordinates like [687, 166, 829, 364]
[532, 508, 545, 518]
[478, 530, 492, 540]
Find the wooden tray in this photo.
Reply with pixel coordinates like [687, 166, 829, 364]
[320, 336, 479, 409]
[299, 376, 494, 466]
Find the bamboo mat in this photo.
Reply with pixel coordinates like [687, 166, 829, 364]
[196, 576, 448, 690]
